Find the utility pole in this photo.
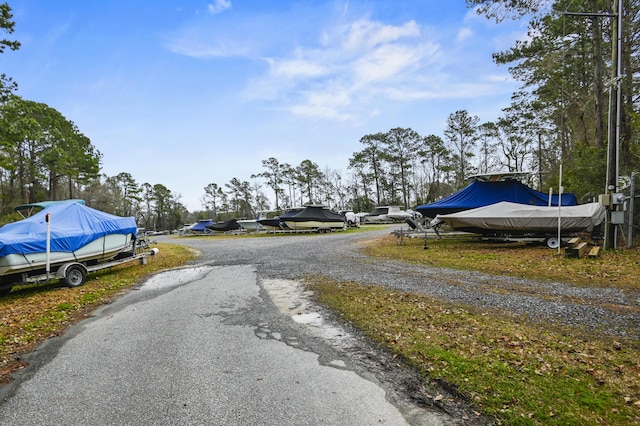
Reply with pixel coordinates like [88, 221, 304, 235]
[604, 0, 623, 249]
[565, 0, 623, 249]
[629, 173, 636, 248]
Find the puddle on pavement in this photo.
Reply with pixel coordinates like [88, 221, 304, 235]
[139, 266, 214, 291]
[262, 278, 349, 341]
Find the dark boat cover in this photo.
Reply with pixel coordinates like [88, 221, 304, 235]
[286, 206, 346, 223]
[416, 179, 578, 219]
[257, 208, 304, 229]
[206, 219, 241, 232]
[0, 201, 137, 257]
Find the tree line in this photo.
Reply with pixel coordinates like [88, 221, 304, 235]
[1, 0, 638, 231]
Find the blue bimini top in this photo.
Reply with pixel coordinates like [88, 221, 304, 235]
[416, 179, 578, 219]
[0, 201, 137, 257]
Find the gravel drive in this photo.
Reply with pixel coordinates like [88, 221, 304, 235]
[157, 228, 640, 341]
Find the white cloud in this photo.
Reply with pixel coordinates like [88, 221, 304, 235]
[268, 58, 328, 79]
[338, 19, 420, 51]
[456, 27, 473, 43]
[207, 0, 231, 15]
[164, 28, 254, 58]
[175, 41, 247, 58]
[353, 42, 435, 85]
[246, 17, 442, 122]
[168, 7, 518, 125]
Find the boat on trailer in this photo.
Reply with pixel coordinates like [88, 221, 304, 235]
[416, 173, 578, 220]
[237, 211, 269, 232]
[0, 201, 157, 295]
[257, 207, 305, 231]
[206, 219, 242, 233]
[431, 201, 606, 247]
[236, 219, 264, 232]
[282, 205, 346, 232]
[362, 206, 413, 223]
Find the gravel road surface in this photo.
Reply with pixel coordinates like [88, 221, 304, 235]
[165, 228, 640, 340]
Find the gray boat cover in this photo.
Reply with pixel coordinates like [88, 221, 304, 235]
[432, 202, 605, 233]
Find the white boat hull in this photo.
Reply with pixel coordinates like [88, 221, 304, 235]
[0, 233, 134, 277]
[363, 206, 412, 223]
[283, 220, 345, 230]
[237, 219, 264, 232]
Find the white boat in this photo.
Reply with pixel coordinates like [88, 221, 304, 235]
[363, 206, 413, 223]
[236, 219, 262, 231]
[237, 211, 269, 232]
[0, 233, 134, 277]
[431, 202, 606, 235]
[0, 202, 138, 280]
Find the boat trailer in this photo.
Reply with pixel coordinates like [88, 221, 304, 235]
[393, 218, 574, 249]
[0, 238, 159, 296]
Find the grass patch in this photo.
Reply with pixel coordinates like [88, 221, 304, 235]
[307, 278, 640, 425]
[0, 242, 197, 381]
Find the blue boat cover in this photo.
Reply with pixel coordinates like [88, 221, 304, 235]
[189, 220, 214, 232]
[0, 202, 137, 256]
[416, 179, 578, 218]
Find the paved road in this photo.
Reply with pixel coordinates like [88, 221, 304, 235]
[0, 229, 457, 425]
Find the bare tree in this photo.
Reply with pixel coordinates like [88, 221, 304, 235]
[444, 110, 480, 188]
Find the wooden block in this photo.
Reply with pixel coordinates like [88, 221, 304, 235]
[565, 241, 589, 258]
[588, 246, 601, 258]
[567, 237, 581, 248]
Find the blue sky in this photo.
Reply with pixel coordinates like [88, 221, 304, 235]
[4, 1, 527, 210]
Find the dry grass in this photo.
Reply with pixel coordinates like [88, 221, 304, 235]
[306, 234, 640, 425]
[308, 278, 640, 424]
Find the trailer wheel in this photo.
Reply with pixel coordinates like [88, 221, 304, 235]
[546, 237, 560, 249]
[64, 264, 87, 287]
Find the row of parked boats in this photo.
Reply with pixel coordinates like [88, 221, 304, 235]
[0, 171, 609, 296]
[177, 172, 609, 248]
[182, 206, 354, 235]
[180, 204, 422, 235]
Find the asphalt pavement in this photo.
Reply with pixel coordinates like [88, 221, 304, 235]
[0, 233, 455, 425]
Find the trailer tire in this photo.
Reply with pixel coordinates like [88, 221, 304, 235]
[546, 237, 560, 249]
[64, 264, 87, 287]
